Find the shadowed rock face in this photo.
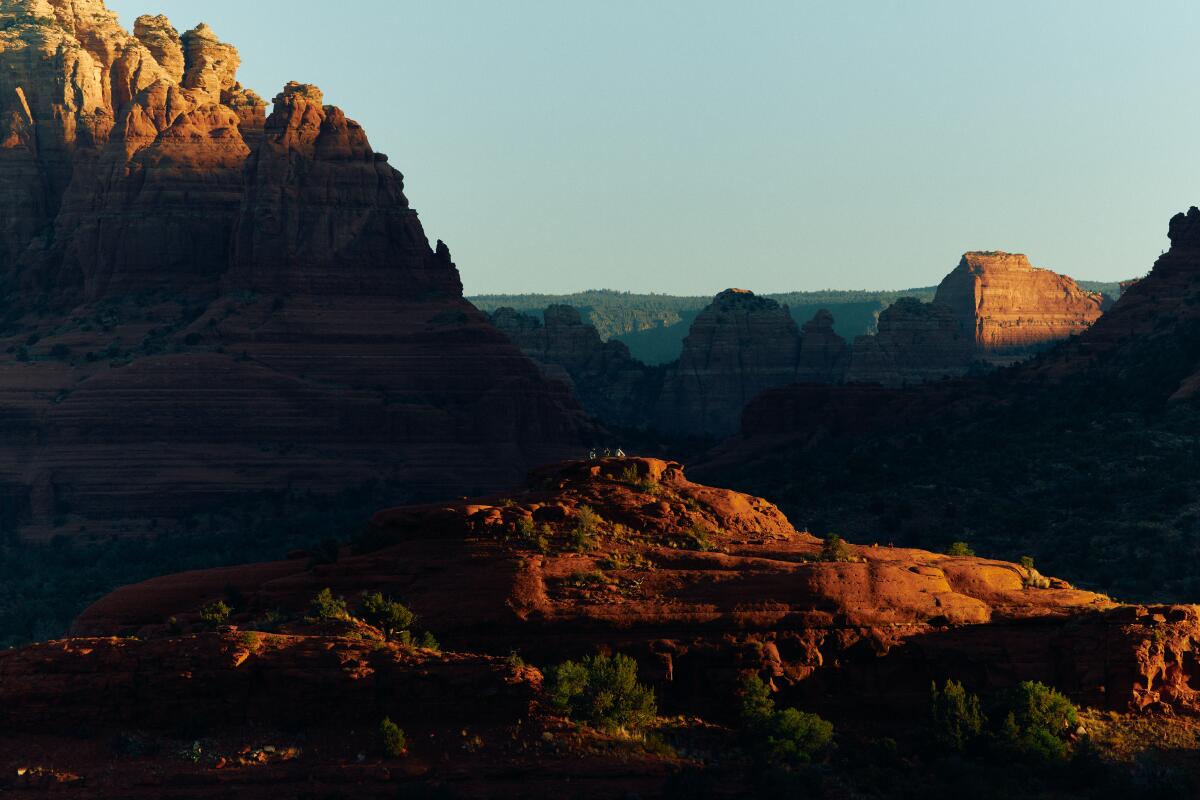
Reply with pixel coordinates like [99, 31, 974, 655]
[74, 457, 1200, 719]
[935, 251, 1106, 361]
[0, 1, 591, 539]
[655, 289, 804, 437]
[491, 305, 663, 428]
[845, 297, 974, 386]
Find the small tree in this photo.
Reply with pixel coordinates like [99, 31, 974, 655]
[995, 681, 1078, 762]
[761, 708, 834, 767]
[737, 674, 834, 767]
[946, 541, 974, 557]
[548, 653, 657, 731]
[568, 505, 603, 553]
[739, 674, 775, 724]
[1019, 555, 1036, 571]
[306, 588, 348, 622]
[199, 600, 231, 627]
[930, 679, 984, 751]
[359, 592, 416, 638]
[379, 717, 407, 757]
[819, 533, 854, 562]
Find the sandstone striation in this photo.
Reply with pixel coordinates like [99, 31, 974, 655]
[75, 458, 1200, 719]
[0, 2, 591, 539]
[844, 297, 973, 386]
[935, 251, 1106, 361]
[654, 289, 804, 437]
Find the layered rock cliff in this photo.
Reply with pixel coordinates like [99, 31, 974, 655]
[491, 305, 662, 428]
[654, 289, 804, 437]
[844, 297, 974, 386]
[935, 251, 1106, 362]
[697, 209, 1200, 605]
[0, 1, 590, 539]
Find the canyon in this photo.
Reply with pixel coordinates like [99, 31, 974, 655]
[494, 253, 1108, 437]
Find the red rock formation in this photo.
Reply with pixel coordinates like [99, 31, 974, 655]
[491, 304, 661, 429]
[844, 297, 973, 386]
[655, 289, 803, 437]
[74, 458, 1200, 718]
[0, 3, 591, 538]
[935, 251, 1106, 361]
[795, 309, 848, 383]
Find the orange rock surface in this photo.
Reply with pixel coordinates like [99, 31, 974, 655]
[934, 251, 1106, 361]
[0, 2, 592, 538]
[74, 458, 1200, 718]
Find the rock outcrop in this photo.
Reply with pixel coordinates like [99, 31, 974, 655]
[491, 305, 661, 428]
[844, 297, 974, 386]
[934, 251, 1106, 362]
[0, 2, 590, 539]
[654, 289, 804, 437]
[795, 308, 848, 382]
[75, 457, 1200, 719]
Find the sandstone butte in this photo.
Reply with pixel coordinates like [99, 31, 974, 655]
[492, 262, 1105, 439]
[0, 0, 592, 540]
[706, 208, 1200, 457]
[933, 251, 1108, 362]
[1, 458, 1180, 794]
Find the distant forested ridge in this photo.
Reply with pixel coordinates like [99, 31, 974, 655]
[472, 283, 1121, 364]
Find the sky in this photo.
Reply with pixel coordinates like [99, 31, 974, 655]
[106, 0, 1200, 295]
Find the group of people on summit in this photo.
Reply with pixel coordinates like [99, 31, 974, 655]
[588, 447, 626, 460]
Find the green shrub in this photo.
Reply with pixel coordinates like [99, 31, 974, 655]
[679, 523, 718, 552]
[359, 592, 416, 638]
[306, 588, 348, 622]
[548, 652, 657, 731]
[930, 679, 984, 751]
[568, 505, 603, 553]
[514, 516, 549, 552]
[738, 674, 834, 767]
[946, 541, 975, 557]
[760, 707, 834, 767]
[818, 533, 855, 562]
[380, 717, 407, 757]
[994, 681, 1078, 762]
[199, 600, 231, 627]
[419, 631, 440, 651]
[1019, 555, 1036, 571]
[739, 674, 775, 722]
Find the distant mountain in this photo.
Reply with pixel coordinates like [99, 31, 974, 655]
[696, 212, 1200, 603]
[471, 282, 1121, 365]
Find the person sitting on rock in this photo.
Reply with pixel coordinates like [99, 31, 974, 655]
[588, 449, 597, 460]
[603, 448, 612, 457]
[615, 448, 626, 457]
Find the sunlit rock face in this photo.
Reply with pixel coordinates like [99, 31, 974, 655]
[0, 1, 592, 540]
[934, 251, 1106, 362]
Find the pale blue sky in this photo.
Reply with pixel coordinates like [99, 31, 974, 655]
[107, 0, 1200, 294]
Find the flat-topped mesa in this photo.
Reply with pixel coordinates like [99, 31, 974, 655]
[934, 251, 1105, 361]
[655, 288, 803, 437]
